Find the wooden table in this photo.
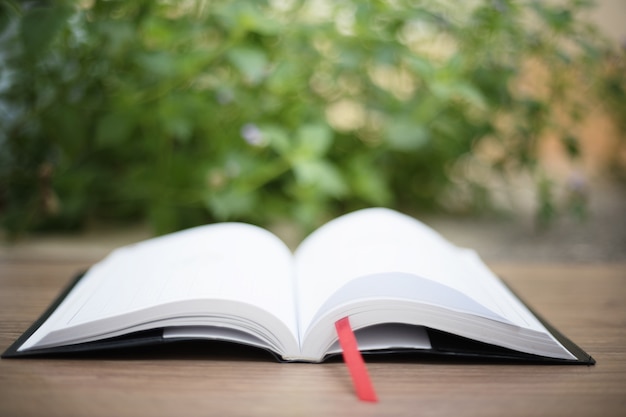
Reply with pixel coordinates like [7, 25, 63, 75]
[1, 246, 625, 417]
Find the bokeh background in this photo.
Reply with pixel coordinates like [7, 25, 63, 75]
[1, 0, 624, 261]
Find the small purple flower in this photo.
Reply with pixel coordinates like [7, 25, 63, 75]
[240, 123, 264, 146]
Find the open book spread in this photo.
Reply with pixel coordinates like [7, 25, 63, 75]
[4, 208, 594, 364]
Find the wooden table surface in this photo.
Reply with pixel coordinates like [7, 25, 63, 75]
[1, 245, 625, 417]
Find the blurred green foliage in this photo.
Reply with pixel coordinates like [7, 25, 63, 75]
[0, 0, 624, 236]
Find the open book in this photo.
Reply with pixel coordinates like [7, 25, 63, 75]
[3, 208, 593, 364]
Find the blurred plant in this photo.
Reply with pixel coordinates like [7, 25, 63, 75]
[0, 0, 624, 236]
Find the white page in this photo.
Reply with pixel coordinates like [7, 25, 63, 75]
[293, 208, 537, 341]
[325, 324, 431, 354]
[20, 223, 298, 351]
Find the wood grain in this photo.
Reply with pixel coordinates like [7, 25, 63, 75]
[1, 254, 625, 417]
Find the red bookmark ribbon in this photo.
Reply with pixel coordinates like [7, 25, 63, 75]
[335, 317, 378, 402]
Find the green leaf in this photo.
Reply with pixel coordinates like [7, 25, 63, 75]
[95, 111, 135, 147]
[97, 19, 135, 58]
[141, 16, 175, 49]
[261, 125, 291, 156]
[20, 5, 72, 57]
[267, 61, 302, 94]
[406, 55, 435, 79]
[147, 204, 180, 236]
[164, 117, 193, 143]
[385, 119, 429, 151]
[216, 2, 280, 36]
[0, 0, 21, 34]
[1, 0, 21, 15]
[294, 160, 348, 197]
[227, 46, 268, 85]
[136, 51, 178, 78]
[455, 82, 487, 110]
[159, 98, 194, 143]
[348, 157, 392, 205]
[44, 105, 87, 156]
[206, 188, 256, 220]
[543, 8, 573, 32]
[296, 123, 333, 157]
